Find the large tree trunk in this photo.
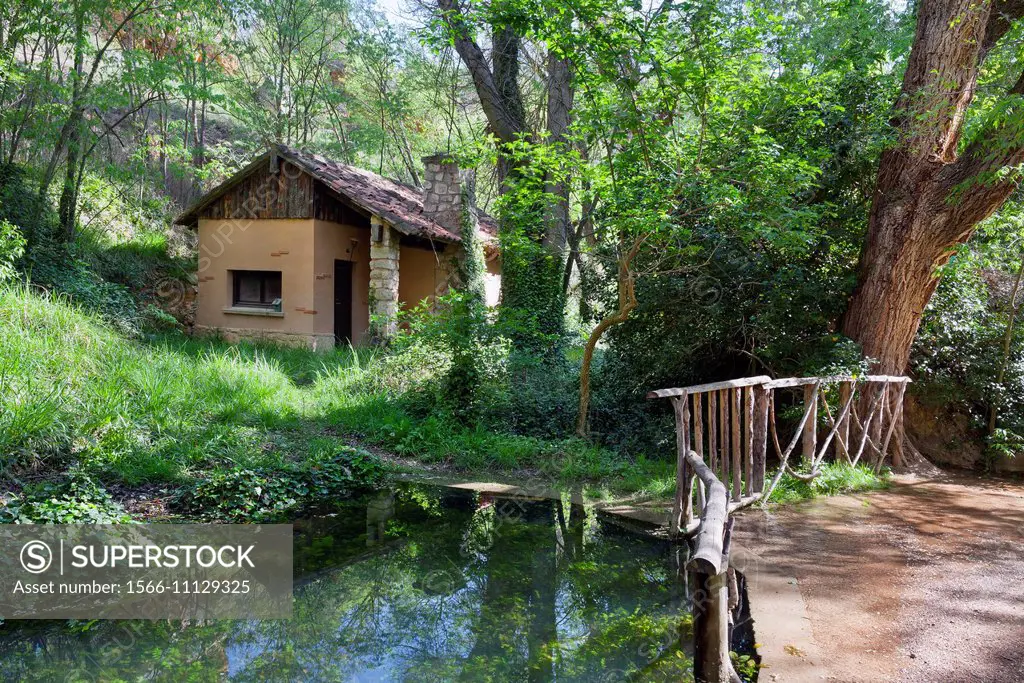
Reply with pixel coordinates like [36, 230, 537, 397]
[544, 51, 573, 253]
[842, 0, 1024, 374]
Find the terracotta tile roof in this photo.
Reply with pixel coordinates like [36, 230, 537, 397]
[176, 145, 498, 244]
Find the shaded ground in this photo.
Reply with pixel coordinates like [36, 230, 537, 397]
[733, 474, 1024, 682]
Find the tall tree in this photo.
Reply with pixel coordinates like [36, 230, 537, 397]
[433, 0, 572, 348]
[229, 0, 349, 147]
[843, 0, 1024, 373]
[36, 0, 176, 240]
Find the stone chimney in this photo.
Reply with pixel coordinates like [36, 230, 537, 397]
[421, 153, 487, 302]
[421, 153, 477, 235]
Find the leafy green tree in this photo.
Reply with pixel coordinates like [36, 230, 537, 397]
[227, 0, 350, 146]
[430, 0, 573, 351]
[35, 0, 202, 239]
[843, 0, 1024, 374]
[0, 219, 26, 280]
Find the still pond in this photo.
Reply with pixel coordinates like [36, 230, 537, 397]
[0, 482, 694, 681]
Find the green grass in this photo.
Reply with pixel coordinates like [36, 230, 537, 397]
[766, 461, 891, 504]
[1, 284, 307, 482]
[0, 284, 670, 495]
[0, 283, 891, 517]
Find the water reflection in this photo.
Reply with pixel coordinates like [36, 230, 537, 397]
[0, 483, 693, 682]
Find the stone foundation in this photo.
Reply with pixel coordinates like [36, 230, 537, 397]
[193, 325, 336, 351]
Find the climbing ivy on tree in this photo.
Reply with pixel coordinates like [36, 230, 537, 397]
[457, 172, 487, 306]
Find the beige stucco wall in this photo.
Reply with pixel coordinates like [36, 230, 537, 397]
[195, 217, 498, 349]
[485, 250, 501, 307]
[196, 218, 330, 346]
[397, 240, 502, 310]
[399, 245, 448, 310]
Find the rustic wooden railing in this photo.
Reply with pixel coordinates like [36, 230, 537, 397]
[648, 374, 910, 537]
[648, 374, 910, 682]
[682, 449, 733, 682]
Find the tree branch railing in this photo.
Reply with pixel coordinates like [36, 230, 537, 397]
[648, 374, 910, 538]
[648, 374, 910, 682]
[681, 449, 734, 683]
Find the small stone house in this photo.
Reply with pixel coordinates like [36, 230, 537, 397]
[175, 146, 501, 349]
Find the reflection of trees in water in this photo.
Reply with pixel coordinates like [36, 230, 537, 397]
[0, 485, 691, 682]
[0, 620, 234, 681]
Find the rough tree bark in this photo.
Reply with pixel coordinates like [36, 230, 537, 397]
[842, 0, 1024, 374]
[544, 49, 573, 254]
[436, 0, 526, 175]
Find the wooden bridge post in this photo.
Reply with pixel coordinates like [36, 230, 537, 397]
[694, 393, 705, 460]
[837, 381, 852, 463]
[730, 388, 741, 502]
[694, 393, 706, 508]
[802, 383, 818, 465]
[719, 389, 729, 487]
[751, 385, 769, 493]
[671, 395, 692, 537]
[744, 386, 754, 496]
[712, 389, 720, 475]
[871, 383, 887, 466]
[890, 382, 907, 468]
[880, 381, 907, 468]
[686, 451, 732, 683]
[693, 569, 731, 683]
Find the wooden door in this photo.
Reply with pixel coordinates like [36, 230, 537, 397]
[334, 260, 353, 345]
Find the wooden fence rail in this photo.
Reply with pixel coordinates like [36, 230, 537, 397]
[648, 374, 910, 682]
[682, 449, 733, 683]
[648, 374, 910, 538]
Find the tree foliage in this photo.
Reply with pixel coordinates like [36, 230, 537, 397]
[4, 0, 1024, 464]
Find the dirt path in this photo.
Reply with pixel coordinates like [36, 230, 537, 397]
[732, 474, 1024, 682]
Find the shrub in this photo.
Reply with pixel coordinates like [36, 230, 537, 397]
[385, 292, 582, 438]
[479, 351, 578, 438]
[390, 292, 508, 422]
[0, 163, 183, 333]
[176, 466, 305, 522]
[175, 444, 387, 521]
[24, 241, 142, 334]
[0, 471, 132, 524]
[0, 219, 25, 281]
[767, 462, 889, 504]
[984, 428, 1023, 469]
[912, 226, 1024, 461]
[143, 304, 181, 331]
[0, 163, 48, 246]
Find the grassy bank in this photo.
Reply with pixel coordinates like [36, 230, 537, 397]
[0, 285, 674, 519]
[766, 461, 891, 504]
[3, 283, 889, 523]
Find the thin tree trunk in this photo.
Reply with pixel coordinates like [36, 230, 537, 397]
[988, 254, 1024, 435]
[543, 50, 572, 253]
[576, 241, 641, 437]
[197, 97, 207, 167]
[55, 2, 86, 241]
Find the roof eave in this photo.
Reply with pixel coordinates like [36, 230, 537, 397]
[173, 151, 276, 227]
[174, 145, 483, 247]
